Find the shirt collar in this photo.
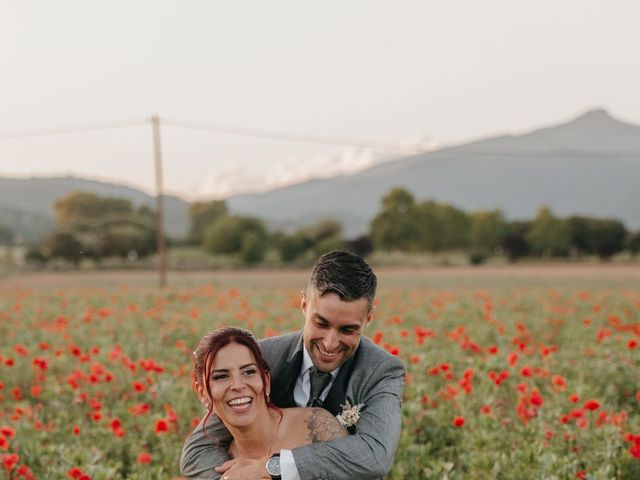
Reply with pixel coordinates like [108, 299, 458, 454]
[302, 345, 341, 379]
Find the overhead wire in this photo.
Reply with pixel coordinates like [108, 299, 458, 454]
[0, 116, 638, 159]
[159, 117, 424, 153]
[0, 118, 149, 139]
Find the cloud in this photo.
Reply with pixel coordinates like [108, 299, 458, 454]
[189, 134, 436, 199]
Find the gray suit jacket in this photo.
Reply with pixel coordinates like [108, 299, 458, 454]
[180, 330, 405, 480]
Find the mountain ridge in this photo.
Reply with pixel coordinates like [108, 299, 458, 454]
[2, 108, 639, 242]
[226, 108, 640, 236]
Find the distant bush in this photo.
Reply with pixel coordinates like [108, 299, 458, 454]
[204, 215, 268, 257]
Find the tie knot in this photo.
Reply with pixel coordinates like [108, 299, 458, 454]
[307, 368, 332, 407]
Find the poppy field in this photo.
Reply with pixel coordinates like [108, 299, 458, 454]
[1, 269, 639, 479]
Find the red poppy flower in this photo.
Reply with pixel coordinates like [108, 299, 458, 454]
[583, 399, 600, 411]
[451, 416, 465, 427]
[132, 381, 145, 393]
[530, 390, 544, 407]
[551, 375, 566, 391]
[154, 419, 169, 434]
[2, 453, 19, 472]
[13, 344, 28, 357]
[67, 467, 83, 479]
[137, 452, 152, 464]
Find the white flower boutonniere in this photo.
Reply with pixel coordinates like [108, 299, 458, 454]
[336, 401, 364, 429]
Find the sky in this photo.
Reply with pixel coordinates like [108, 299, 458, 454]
[1, 0, 639, 199]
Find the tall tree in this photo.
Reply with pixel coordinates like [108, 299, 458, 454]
[204, 215, 267, 255]
[0, 224, 12, 245]
[469, 210, 507, 256]
[188, 200, 228, 244]
[370, 188, 421, 251]
[588, 218, 627, 260]
[54, 191, 132, 224]
[526, 207, 571, 257]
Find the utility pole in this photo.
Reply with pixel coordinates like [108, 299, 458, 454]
[151, 115, 167, 288]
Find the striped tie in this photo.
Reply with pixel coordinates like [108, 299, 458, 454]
[307, 368, 332, 407]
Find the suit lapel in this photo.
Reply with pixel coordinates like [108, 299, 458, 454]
[270, 338, 303, 409]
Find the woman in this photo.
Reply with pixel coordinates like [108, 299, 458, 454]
[193, 326, 348, 476]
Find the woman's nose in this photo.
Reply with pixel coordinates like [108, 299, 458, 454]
[230, 373, 244, 389]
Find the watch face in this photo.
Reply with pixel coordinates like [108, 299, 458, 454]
[266, 456, 281, 476]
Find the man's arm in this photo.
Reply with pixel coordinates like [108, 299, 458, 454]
[290, 357, 405, 480]
[180, 414, 233, 479]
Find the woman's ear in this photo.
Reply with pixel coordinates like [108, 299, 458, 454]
[194, 380, 208, 406]
[265, 371, 272, 398]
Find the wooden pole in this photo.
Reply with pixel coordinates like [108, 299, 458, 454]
[151, 115, 167, 288]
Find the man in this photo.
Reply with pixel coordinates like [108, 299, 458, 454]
[180, 250, 405, 480]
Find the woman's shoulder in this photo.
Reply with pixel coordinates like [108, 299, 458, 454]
[286, 407, 348, 443]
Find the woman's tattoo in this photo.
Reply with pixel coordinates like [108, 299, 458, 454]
[306, 408, 348, 443]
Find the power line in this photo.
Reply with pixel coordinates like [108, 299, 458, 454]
[1, 116, 638, 159]
[428, 147, 640, 160]
[0, 116, 426, 153]
[160, 117, 423, 153]
[0, 118, 149, 138]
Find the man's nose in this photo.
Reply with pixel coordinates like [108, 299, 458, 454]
[323, 330, 339, 351]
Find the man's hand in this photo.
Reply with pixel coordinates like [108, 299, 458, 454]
[215, 457, 270, 480]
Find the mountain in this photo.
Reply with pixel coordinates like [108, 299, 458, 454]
[3, 108, 639, 244]
[227, 108, 640, 237]
[0, 176, 189, 244]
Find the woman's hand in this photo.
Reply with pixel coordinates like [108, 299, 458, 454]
[215, 456, 270, 480]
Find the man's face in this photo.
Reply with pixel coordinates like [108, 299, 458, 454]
[301, 289, 374, 373]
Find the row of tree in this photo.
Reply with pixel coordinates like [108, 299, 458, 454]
[370, 188, 640, 262]
[187, 201, 348, 264]
[29, 188, 640, 266]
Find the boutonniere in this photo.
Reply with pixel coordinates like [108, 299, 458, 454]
[336, 401, 364, 429]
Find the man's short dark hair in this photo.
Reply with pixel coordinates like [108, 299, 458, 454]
[308, 250, 377, 308]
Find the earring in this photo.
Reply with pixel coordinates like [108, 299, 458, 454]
[203, 403, 209, 410]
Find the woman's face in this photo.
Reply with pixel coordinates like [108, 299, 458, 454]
[204, 342, 269, 429]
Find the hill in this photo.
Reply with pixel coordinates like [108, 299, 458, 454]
[227, 108, 640, 236]
[0, 177, 189, 244]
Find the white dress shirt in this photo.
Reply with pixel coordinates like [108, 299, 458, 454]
[280, 346, 341, 480]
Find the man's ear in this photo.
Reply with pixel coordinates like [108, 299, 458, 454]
[364, 304, 376, 330]
[300, 290, 308, 316]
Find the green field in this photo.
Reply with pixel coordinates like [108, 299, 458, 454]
[1, 266, 639, 479]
